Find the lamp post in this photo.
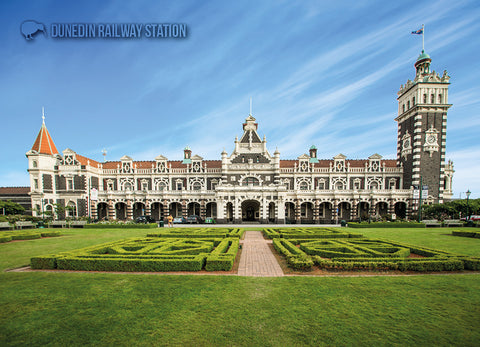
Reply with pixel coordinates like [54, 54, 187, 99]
[466, 189, 471, 221]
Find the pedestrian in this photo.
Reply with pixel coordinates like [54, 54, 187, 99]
[167, 214, 173, 227]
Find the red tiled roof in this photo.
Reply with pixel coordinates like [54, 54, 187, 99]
[204, 160, 221, 168]
[75, 153, 100, 167]
[31, 123, 58, 155]
[0, 187, 30, 195]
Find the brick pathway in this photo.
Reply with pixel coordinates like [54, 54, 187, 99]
[237, 230, 284, 277]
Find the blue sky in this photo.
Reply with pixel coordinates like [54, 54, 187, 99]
[1, 0, 479, 198]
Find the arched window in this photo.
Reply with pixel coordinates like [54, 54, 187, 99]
[192, 182, 202, 190]
[124, 182, 132, 191]
[32, 161, 37, 168]
[335, 181, 344, 190]
[430, 94, 435, 104]
[243, 177, 259, 186]
[423, 94, 427, 103]
[438, 94, 442, 104]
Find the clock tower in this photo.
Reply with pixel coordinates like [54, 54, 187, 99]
[396, 50, 452, 203]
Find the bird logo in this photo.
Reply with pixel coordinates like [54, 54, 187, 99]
[21, 20, 47, 41]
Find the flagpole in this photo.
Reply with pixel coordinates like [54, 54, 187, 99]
[422, 24, 425, 51]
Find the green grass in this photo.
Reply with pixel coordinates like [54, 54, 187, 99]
[0, 227, 479, 346]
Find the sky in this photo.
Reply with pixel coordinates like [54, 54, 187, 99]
[0, 0, 479, 198]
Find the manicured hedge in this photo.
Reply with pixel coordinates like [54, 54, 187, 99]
[147, 228, 244, 239]
[31, 237, 240, 272]
[272, 237, 479, 272]
[452, 230, 480, 238]
[0, 230, 62, 243]
[263, 227, 362, 239]
[347, 222, 426, 228]
[85, 223, 158, 229]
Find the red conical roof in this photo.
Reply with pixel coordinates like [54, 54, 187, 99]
[31, 121, 58, 155]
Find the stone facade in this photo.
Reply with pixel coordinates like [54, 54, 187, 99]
[26, 52, 454, 222]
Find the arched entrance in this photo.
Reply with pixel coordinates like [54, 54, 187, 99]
[395, 202, 407, 219]
[319, 202, 333, 223]
[376, 202, 388, 219]
[285, 202, 295, 223]
[133, 202, 145, 219]
[300, 202, 313, 223]
[357, 201, 370, 221]
[241, 200, 260, 222]
[268, 202, 275, 223]
[115, 202, 127, 220]
[206, 202, 217, 218]
[338, 202, 351, 221]
[188, 202, 200, 216]
[226, 202, 233, 222]
[151, 202, 164, 221]
[97, 202, 108, 220]
[169, 202, 182, 218]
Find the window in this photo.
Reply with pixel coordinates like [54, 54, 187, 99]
[32, 161, 37, 168]
[402, 104, 405, 112]
[318, 181, 325, 190]
[413, 96, 416, 105]
[407, 100, 410, 109]
[438, 94, 442, 104]
[211, 180, 218, 190]
[34, 179, 38, 190]
[67, 178, 74, 191]
[158, 182, 167, 191]
[423, 94, 427, 103]
[141, 181, 148, 191]
[431, 94, 435, 104]
[243, 177, 259, 186]
[335, 181, 344, 190]
[299, 181, 308, 190]
[354, 179, 361, 190]
[176, 182, 183, 190]
[124, 182, 132, 191]
[192, 182, 202, 190]
[389, 179, 396, 190]
[107, 182, 114, 190]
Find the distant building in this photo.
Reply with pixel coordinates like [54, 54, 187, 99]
[0, 187, 32, 215]
[26, 51, 454, 223]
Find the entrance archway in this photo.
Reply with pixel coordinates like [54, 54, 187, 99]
[133, 202, 145, 219]
[395, 202, 407, 219]
[169, 202, 182, 218]
[188, 202, 200, 216]
[115, 202, 127, 220]
[151, 202, 164, 221]
[206, 202, 217, 218]
[241, 200, 260, 222]
[97, 202, 108, 220]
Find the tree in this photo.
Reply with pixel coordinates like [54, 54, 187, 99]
[0, 200, 25, 215]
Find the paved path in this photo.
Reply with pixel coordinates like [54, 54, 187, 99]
[238, 231, 284, 277]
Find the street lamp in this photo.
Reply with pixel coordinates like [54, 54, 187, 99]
[466, 190, 471, 221]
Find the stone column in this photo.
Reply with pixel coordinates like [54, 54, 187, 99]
[350, 199, 357, 221]
[182, 200, 188, 219]
[108, 200, 115, 220]
[200, 200, 206, 219]
[90, 200, 97, 220]
[332, 200, 338, 223]
[313, 200, 320, 224]
[277, 200, 285, 224]
[295, 199, 301, 224]
[126, 200, 133, 220]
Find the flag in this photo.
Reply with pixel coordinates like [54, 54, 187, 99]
[411, 28, 423, 35]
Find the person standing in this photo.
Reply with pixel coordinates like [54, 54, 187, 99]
[167, 214, 173, 227]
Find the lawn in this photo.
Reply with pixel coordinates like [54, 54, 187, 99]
[0, 226, 479, 346]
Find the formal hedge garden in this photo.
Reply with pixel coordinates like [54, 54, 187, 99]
[263, 227, 362, 239]
[31, 235, 240, 272]
[0, 230, 62, 243]
[266, 227, 480, 272]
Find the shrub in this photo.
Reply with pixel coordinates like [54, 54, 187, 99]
[348, 222, 425, 228]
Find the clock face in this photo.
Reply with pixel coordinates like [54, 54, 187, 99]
[427, 135, 436, 144]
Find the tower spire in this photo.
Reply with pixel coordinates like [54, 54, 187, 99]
[42, 106, 45, 124]
[31, 111, 58, 155]
[249, 97, 252, 116]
